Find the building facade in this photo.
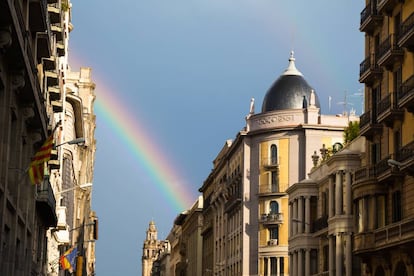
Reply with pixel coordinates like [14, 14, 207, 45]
[0, 0, 61, 274]
[0, 0, 97, 275]
[357, 1, 414, 275]
[287, 137, 365, 276]
[197, 53, 358, 276]
[142, 221, 171, 276]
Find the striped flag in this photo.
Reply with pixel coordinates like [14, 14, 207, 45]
[60, 247, 78, 272]
[28, 135, 54, 184]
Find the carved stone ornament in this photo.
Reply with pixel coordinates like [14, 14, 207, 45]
[0, 26, 12, 50]
[256, 114, 294, 125]
[11, 71, 25, 91]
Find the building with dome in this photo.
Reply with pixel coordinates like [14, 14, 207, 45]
[195, 52, 359, 276]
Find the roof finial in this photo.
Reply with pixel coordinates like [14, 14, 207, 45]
[283, 51, 303, 76]
[289, 50, 295, 61]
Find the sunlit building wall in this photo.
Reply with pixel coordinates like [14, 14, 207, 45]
[196, 53, 358, 276]
[357, 0, 414, 275]
[287, 137, 365, 276]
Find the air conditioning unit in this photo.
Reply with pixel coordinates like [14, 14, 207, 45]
[268, 239, 278, 246]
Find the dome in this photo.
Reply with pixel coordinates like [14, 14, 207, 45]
[262, 52, 320, 113]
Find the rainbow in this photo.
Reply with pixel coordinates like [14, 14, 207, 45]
[92, 79, 196, 212]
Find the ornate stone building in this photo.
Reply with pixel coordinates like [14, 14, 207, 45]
[356, 1, 414, 275]
[287, 136, 365, 276]
[142, 221, 170, 276]
[197, 52, 358, 276]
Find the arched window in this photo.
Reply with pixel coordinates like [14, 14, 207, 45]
[270, 201, 279, 214]
[271, 144, 278, 165]
[374, 266, 385, 276]
[394, 261, 407, 276]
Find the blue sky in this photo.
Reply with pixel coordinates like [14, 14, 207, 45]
[69, 1, 364, 275]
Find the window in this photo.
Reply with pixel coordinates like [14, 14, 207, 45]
[376, 195, 386, 228]
[392, 191, 402, 222]
[271, 171, 279, 192]
[270, 144, 278, 164]
[270, 201, 279, 214]
[323, 245, 329, 272]
[269, 227, 279, 240]
[356, 199, 364, 233]
[310, 249, 318, 274]
[322, 191, 328, 217]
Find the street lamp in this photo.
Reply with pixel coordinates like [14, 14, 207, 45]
[53, 137, 85, 149]
[56, 183, 93, 195]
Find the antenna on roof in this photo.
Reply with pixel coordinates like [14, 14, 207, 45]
[337, 90, 353, 117]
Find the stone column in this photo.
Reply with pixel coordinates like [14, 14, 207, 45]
[345, 234, 352, 276]
[329, 176, 335, 218]
[305, 196, 311, 233]
[277, 256, 280, 276]
[293, 199, 298, 235]
[298, 197, 304, 234]
[336, 234, 343, 276]
[305, 249, 311, 276]
[335, 171, 343, 215]
[289, 202, 293, 237]
[298, 250, 303, 276]
[329, 236, 334, 276]
[345, 171, 352, 215]
[293, 252, 298, 276]
[266, 257, 270, 276]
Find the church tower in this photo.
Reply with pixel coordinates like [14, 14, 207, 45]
[142, 221, 159, 276]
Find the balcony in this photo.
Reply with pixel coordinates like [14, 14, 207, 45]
[48, 158, 60, 169]
[201, 219, 213, 235]
[377, 34, 404, 70]
[51, 100, 63, 112]
[47, 3, 61, 24]
[36, 178, 57, 227]
[258, 185, 285, 197]
[224, 194, 242, 213]
[398, 75, 414, 113]
[359, 110, 382, 140]
[360, 3, 383, 34]
[36, 32, 52, 61]
[398, 12, 414, 51]
[45, 70, 59, 87]
[374, 218, 414, 249]
[260, 213, 283, 226]
[42, 57, 56, 71]
[397, 141, 414, 163]
[354, 232, 375, 254]
[51, 23, 63, 41]
[377, 93, 403, 126]
[262, 158, 279, 171]
[375, 154, 403, 183]
[359, 54, 382, 85]
[354, 166, 376, 183]
[48, 85, 61, 101]
[377, 0, 401, 15]
[396, 141, 414, 175]
[56, 41, 65, 56]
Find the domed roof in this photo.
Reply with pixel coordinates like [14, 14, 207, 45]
[262, 52, 320, 113]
